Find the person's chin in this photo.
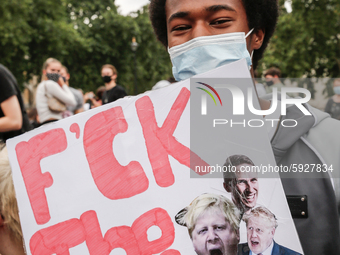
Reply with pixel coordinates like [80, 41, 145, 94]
[249, 240, 261, 253]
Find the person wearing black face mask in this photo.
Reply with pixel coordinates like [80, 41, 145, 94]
[100, 64, 127, 105]
[35, 58, 76, 125]
[264, 67, 284, 93]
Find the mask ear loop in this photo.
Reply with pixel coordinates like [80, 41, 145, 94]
[245, 28, 254, 38]
[248, 51, 254, 71]
[246, 28, 255, 60]
[245, 28, 255, 70]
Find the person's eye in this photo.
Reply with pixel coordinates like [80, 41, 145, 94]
[216, 225, 226, 230]
[210, 18, 231, 26]
[251, 178, 258, 182]
[199, 228, 207, 234]
[172, 25, 191, 32]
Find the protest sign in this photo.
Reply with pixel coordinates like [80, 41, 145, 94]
[7, 60, 303, 254]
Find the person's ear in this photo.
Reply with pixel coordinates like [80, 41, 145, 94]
[252, 29, 265, 50]
[223, 181, 232, 193]
[112, 73, 117, 80]
[271, 227, 276, 237]
[42, 69, 47, 75]
[67, 73, 70, 80]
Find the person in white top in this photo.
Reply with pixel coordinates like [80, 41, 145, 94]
[35, 58, 76, 125]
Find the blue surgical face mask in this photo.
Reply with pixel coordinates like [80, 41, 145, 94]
[334, 86, 340, 95]
[168, 29, 254, 81]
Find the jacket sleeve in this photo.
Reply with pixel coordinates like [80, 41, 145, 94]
[45, 81, 77, 107]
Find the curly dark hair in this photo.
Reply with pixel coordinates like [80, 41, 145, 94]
[149, 0, 279, 70]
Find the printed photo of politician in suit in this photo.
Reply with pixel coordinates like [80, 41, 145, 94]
[223, 155, 259, 215]
[238, 206, 301, 255]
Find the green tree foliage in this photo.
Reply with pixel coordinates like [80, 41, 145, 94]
[259, 0, 340, 96]
[0, 0, 34, 85]
[129, 5, 173, 94]
[6, 0, 339, 97]
[27, 0, 86, 82]
[0, 0, 85, 87]
[64, 2, 172, 94]
[0, 0, 172, 95]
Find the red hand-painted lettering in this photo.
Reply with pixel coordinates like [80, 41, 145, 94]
[83, 107, 149, 200]
[161, 250, 182, 255]
[30, 218, 85, 255]
[136, 87, 209, 188]
[80, 210, 111, 254]
[15, 129, 67, 225]
[105, 226, 140, 254]
[30, 208, 180, 255]
[132, 208, 175, 255]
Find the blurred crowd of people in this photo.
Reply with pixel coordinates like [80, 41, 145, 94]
[1, 58, 128, 141]
[34, 59, 127, 127]
[0, 59, 131, 254]
[2, 60, 340, 143]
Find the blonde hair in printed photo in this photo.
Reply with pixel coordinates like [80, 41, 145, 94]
[242, 206, 278, 229]
[176, 193, 241, 238]
[0, 144, 23, 241]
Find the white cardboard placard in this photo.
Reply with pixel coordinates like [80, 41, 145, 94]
[7, 60, 303, 254]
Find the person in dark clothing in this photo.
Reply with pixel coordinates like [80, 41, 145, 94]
[100, 64, 127, 104]
[0, 64, 31, 142]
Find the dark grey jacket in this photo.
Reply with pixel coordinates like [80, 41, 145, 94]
[270, 102, 340, 255]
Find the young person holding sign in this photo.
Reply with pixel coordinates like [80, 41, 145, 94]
[149, 0, 340, 254]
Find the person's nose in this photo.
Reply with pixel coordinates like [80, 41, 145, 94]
[248, 182, 256, 193]
[191, 21, 211, 40]
[251, 229, 258, 238]
[207, 228, 218, 241]
[243, 181, 251, 192]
